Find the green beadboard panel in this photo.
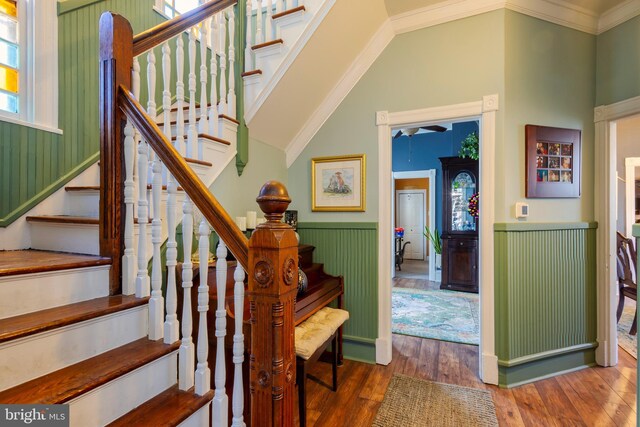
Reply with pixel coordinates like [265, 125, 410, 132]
[495, 225, 597, 387]
[494, 222, 598, 231]
[297, 223, 378, 362]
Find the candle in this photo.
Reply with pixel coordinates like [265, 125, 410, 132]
[246, 211, 257, 229]
[236, 216, 247, 231]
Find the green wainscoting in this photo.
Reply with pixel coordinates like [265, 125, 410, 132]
[494, 222, 598, 387]
[297, 222, 378, 363]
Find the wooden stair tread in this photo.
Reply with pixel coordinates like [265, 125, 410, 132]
[252, 38, 284, 51]
[0, 295, 148, 344]
[0, 338, 179, 404]
[272, 5, 305, 20]
[0, 250, 111, 278]
[108, 385, 213, 427]
[242, 69, 262, 78]
[170, 133, 231, 147]
[218, 114, 240, 125]
[184, 156, 213, 167]
[157, 114, 238, 127]
[26, 215, 99, 225]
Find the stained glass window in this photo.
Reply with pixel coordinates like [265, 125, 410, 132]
[0, 0, 18, 114]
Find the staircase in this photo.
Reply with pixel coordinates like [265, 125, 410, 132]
[0, 1, 316, 425]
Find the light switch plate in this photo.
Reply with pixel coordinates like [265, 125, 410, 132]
[515, 202, 529, 218]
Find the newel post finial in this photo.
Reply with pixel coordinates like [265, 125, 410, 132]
[248, 180, 297, 426]
[256, 180, 291, 225]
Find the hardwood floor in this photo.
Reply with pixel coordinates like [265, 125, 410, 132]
[294, 335, 637, 426]
[392, 277, 440, 291]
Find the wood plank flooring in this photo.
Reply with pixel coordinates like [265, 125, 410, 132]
[294, 335, 637, 426]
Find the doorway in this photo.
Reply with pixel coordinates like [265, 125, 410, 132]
[376, 95, 499, 385]
[594, 96, 640, 367]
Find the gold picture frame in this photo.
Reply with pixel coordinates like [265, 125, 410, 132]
[311, 154, 366, 212]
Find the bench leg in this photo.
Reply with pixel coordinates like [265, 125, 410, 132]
[297, 361, 307, 427]
[332, 334, 338, 392]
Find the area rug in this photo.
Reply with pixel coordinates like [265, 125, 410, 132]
[373, 375, 498, 427]
[618, 304, 637, 359]
[392, 288, 479, 345]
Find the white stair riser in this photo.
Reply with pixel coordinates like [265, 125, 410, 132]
[274, 9, 308, 41]
[68, 352, 178, 427]
[0, 305, 148, 391]
[178, 402, 210, 427]
[65, 192, 100, 218]
[0, 266, 110, 320]
[255, 43, 288, 79]
[30, 223, 100, 255]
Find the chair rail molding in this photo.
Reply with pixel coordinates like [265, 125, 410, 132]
[376, 94, 498, 385]
[593, 94, 640, 367]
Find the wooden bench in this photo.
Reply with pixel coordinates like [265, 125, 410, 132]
[295, 307, 349, 427]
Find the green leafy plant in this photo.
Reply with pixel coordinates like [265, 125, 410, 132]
[424, 226, 442, 255]
[458, 132, 479, 160]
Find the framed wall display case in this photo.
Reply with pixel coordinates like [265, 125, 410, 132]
[525, 125, 581, 198]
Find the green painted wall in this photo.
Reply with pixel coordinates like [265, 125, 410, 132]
[288, 10, 506, 222]
[209, 137, 288, 218]
[503, 11, 596, 223]
[495, 223, 597, 387]
[297, 222, 378, 363]
[596, 15, 640, 106]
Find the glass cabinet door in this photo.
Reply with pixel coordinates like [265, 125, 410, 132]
[450, 171, 477, 232]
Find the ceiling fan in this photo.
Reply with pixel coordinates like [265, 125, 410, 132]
[393, 125, 448, 139]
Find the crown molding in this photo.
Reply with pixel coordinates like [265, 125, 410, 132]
[598, 0, 640, 34]
[391, 0, 504, 35]
[285, 20, 395, 167]
[391, 0, 603, 35]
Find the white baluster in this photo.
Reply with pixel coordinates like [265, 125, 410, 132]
[227, 8, 236, 119]
[122, 118, 135, 296]
[198, 23, 209, 161]
[245, 0, 253, 70]
[147, 49, 157, 188]
[179, 196, 195, 390]
[132, 57, 141, 264]
[275, 0, 283, 14]
[176, 36, 186, 156]
[213, 240, 229, 427]
[164, 170, 179, 344]
[265, 0, 273, 41]
[255, 0, 263, 45]
[218, 13, 228, 118]
[162, 42, 172, 143]
[231, 264, 246, 427]
[149, 139, 164, 340]
[209, 16, 219, 137]
[188, 29, 197, 159]
[195, 217, 211, 395]
[135, 136, 150, 298]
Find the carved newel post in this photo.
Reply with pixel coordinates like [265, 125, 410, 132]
[249, 181, 297, 426]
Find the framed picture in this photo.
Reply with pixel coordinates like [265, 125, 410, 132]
[525, 125, 581, 198]
[311, 154, 366, 211]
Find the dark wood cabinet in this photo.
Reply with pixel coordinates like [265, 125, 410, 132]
[440, 156, 479, 293]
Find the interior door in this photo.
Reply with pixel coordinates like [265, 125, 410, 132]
[396, 191, 425, 260]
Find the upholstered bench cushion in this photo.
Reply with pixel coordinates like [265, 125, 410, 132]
[295, 307, 349, 360]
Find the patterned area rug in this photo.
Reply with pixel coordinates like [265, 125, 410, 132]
[618, 304, 637, 359]
[373, 375, 498, 427]
[392, 288, 479, 345]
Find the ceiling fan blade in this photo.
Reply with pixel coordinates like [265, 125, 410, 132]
[393, 130, 403, 139]
[421, 125, 448, 133]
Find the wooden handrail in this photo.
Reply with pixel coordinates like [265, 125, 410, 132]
[117, 85, 249, 271]
[133, 0, 237, 56]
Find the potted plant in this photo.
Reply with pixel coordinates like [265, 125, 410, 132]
[424, 226, 442, 281]
[458, 132, 479, 160]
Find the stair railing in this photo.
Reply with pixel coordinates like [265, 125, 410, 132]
[99, 2, 297, 425]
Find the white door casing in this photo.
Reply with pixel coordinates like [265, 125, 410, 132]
[594, 95, 640, 367]
[625, 158, 640, 238]
[396, 190, 426, 260]
[376, 94, 499, 385]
